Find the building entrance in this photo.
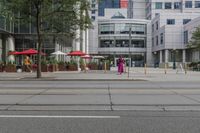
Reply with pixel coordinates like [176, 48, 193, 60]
[115, 58, 131, 67]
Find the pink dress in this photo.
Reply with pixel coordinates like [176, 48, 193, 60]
[118, 58, 124, 74]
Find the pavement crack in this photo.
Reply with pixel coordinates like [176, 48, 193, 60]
[107, 83, 113, 111]
[5, 88, 51, 110]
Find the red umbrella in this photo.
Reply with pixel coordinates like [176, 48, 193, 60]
[68, 51, 86, 56]
[20, 49, 38, 55]
[8, 51, 21, 55]
[81, 54, 92, 59]
[17, 49, 46, 55]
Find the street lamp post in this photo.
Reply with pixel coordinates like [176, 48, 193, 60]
[173, 49, 176, 69]
[128, 26, 131, 78]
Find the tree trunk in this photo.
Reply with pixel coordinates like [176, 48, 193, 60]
[36, 11, 42, 78]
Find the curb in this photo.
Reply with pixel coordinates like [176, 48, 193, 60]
[0, 78, 147, 81]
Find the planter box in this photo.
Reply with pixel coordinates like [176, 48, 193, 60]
[58, 64, 66, 71]
[41, 65, 48, 72]
[48, 64, 58, 72]
[5, 65, 16, 72]
[88, 64, 98, 70]
[0, 65, 4, 72]
[66, 64, 78, 71]
[102, 63, 110, 70]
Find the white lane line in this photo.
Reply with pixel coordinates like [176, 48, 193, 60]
[0, 115, 120, 119]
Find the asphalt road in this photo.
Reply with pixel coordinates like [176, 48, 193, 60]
[0, 81, 200, 133]
[0, 81, 200, 111]
[1, 80, 200, 89]
[0, 111, 200, 133]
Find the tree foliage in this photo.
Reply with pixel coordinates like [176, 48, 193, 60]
[0, 0, 91, 78]
[188, 26, 200, 49]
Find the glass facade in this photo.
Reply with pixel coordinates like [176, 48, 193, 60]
[184, 31, 188, 44]
[98, 0, 120, 16]
[167, 19, 175, 25]
[174, 2, 181, 9]
[99, 23, 146, 35]
[165, 2, 172, 9]
[185, 1, 192, 8]
[155, 2, 162, 9]
[99, 23, 146, 49]
[195, 1, 200, 8]
[160, 33, 163, 44]
[183, 19, 191, 24]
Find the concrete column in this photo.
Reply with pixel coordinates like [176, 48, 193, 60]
[7, 36, 15, 63]
[55, 42, 59, 61]
[182, 49, 186, 63]
[159, 50, 162, 63]
[165, 49, 169, 63]
[0, 35, 2, 62]
[86, 29, 89, 54]
[55, 42, 59, 52]
[82, 30, 86, 53]
[75, 29, 80, 51]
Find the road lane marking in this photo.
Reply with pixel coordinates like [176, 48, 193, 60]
[0, 115, 120, 119]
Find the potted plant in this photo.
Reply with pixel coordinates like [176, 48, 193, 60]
[58, 61, 65, 71]
[79, 58, 85, 71]
[66, 61, 78, 71]
[0, 62, 5, 72]
[41, 60, 48, 72]
[48, 59, 58, 72]
[5, 62, 16, 72]
[88, 62, 98, 70]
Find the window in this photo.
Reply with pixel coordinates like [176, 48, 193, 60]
[91, 4, 95, 8]
[155, 2, 162, 9]
[156, 36, 158, 45]
[156, 21, 158, 30]
[185, 1, 192, 8]
[167, 19, 175, 25]
[91, 10, 95, 14]
[100, 40, 114, 47]
[131, 24, 145, 34]
[195, 1, 200, 8]
[152, 24, 154, 33]
[183, 19, 191, 24]
[174, 2, 181, 9]
[184, 31, 188, 44]
[165, 2, 172, 9]
[152, 38, 154, 46]
[99, 24, 114, 34]
[160, 33, 163, 44]
[91, 16, 95, 21]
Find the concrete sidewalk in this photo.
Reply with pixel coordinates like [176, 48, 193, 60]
[0, 67, 199, 82]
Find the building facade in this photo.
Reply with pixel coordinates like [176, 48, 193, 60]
[146, 0, 200, 20]
[148, 0, 200, 66]
[0, 4, 74, 65]
[98, 18, 152, 67]
[151, 12, 200, 67]
[127, 0, 146, 19]
[184, 16, 200, 62]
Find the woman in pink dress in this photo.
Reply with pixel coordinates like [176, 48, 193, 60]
[118, 56, 125, 74]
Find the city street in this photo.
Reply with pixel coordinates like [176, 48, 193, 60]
[0, 80, 200, 111]
[0, 80, 200, 132]
[0, 111, 200, 133]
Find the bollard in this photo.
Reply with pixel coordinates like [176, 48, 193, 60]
[104, 62, 107, 73]
[144, 64, 147, 75]
[185, 63, 187, 74]
[164, 63, 167, 74]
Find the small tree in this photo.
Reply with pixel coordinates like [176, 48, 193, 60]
[188, 26, 200, 61]
[0, 0, 91, 78]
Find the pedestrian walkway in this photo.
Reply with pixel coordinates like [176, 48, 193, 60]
[0, 67, 199, 82]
